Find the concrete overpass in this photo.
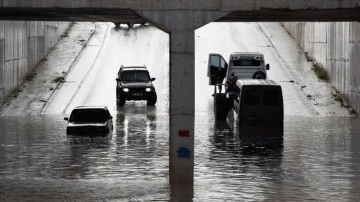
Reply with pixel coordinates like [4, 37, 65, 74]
[1, 1, 360, 27]
[1, 0, 359, 185]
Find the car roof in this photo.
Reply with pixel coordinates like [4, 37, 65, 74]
[230, 52, 264, 60]
[236, 79, 280, 87]
[230, 52, 264, 56]
[73, 106, 109, 110]
[119, 66, 148, 71]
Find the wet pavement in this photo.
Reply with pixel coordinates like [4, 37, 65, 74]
[1, 22, 359, 201]
[0, 22, 95, 116]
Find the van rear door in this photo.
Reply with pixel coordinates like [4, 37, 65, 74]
[208, 53, 227, 85]
[240, 86, 283, 125]
[261, 87, 284, 125]
[240, 87, 262, 124]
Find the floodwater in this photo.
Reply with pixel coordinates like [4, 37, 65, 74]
[1, 115, 360, 201]
[1, 22, 360, 201]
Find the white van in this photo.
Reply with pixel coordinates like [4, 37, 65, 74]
[207, 52, 270, 85]
[231, 79, 283, 126]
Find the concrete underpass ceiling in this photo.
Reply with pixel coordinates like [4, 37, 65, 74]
[217, 8, 360, 22]
[0, 8, 359, 23]
[0, 8, 144, 22]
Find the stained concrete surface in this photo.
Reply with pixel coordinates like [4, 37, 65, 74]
[282, 22, 360, 113]
[0, 22, 95, 116]
[0, 21, 70, 103]
[259, 22, 352, 116]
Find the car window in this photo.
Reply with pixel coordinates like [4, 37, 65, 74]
[244, 89, 260, 105]
[233, 58, 261, 66]
[121, 70, 150, 82]
[263, 89, 279, 105]
[69, 109, 109, 123]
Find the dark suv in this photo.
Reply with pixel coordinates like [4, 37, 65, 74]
[116, 66, 157, 106]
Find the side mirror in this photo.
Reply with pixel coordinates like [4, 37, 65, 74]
[266, 64, 270, 70]
[116, 78, 120, 82]
[64, 117, 68, 121]
[151, 78, 156, 81]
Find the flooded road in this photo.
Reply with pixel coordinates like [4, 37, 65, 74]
[1, 115, 359, 201]
[1, 22, 359, 201]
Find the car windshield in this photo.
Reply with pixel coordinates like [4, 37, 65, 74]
[69, 109, 109, 123]
[121, 70, 150, 83]
[233, 58, 261, 66]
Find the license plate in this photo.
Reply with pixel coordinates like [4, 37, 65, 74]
[132, 93, 143, 96]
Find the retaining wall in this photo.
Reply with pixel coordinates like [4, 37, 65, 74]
[0, 21, 70, 103]
[282, 22, 360, 113]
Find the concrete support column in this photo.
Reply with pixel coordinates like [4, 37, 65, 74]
[169, 28, 195, 188]
[136, 9, 226, 199]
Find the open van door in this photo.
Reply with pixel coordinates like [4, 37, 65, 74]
[208, 53, 228, 85]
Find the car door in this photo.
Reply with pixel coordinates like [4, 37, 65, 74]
[261, 87, 284, 125]
[208, 53, 227, 85]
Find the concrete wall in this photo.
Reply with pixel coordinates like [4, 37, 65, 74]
[0, 21, 70, 103]
[282, 22, 360, 113]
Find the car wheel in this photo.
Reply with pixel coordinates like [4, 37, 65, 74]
[253, 71, 266, 79]
[114, 22, 121, 27]
[147, 94, 157, 106]
[127, 23, 134, 28]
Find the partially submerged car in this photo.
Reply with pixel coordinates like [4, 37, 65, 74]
[64, 106, 113, 136]
[114, 22, 136, 27]
[116, 65, 157, 106]
[230, 79, 284, 126]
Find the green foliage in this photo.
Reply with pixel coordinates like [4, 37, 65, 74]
[332, 89, 359, 116]
[312, 63, 328, 81]
[333, 91, 348, 107]
[52, 76, 65, 83]
[25, 72, 36, 81]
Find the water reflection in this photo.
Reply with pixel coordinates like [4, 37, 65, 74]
[0, 115, 69, 179]
[1, 114, 360, 201]
[194, 119, 284, 201]
[115, 104, 158, 151]
[212, 121, 239, 153]
[212, 119, 284, 159]
[116, 104, 194, 201]
[237, 125, 284, 151]
[213, 118, 284, 152]
[169, 172, 194, 201]
[66, 135, 112, 179]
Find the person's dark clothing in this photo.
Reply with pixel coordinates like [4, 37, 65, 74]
[226, 74, 238, 93]
[213, 68, 226, 93]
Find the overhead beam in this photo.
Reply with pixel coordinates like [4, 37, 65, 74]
[0, 8, 143, 22]
[0, 0, 359, 23]
[217, 8, 360, 22]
